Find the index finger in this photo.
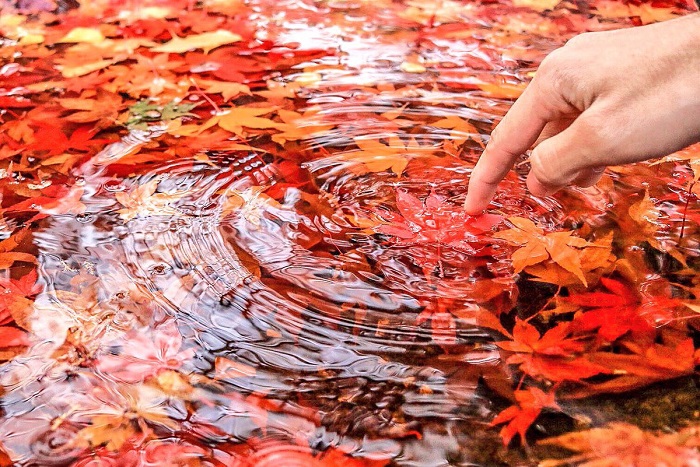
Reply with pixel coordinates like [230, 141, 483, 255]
[464, 82, 551, 214]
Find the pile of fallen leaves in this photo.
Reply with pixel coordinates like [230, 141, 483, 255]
[1, 0, 700, 464]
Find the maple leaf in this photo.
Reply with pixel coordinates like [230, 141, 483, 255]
[214, 356, 257, 380]
[335, 135, 436, 175]
[491, 387, 559, 446]
[524, 233, 616, 287]
[57, 88, 122, 129]
[74, 384, 179, 451]
[0, 326, 30, 362]
[567, 277, 682, 341]
[243, 441, 388, 467]
[0, 269, 42, 326]
[95, 323, 195, 383]
[219, 186, 291, 226]
[115, 179, 186, 221]
[141, 440, 208, 466]
[151, 29, 242, 53]
[476, 81, 526, 99]
[377, 189, 503, 247]
[271, 109, 334, 146]
[56, 27, 106, 44]
[496, 319, 609, 382]
[191, 77, 251, 102]
[74, 414, 138, 451]
[0, 230, 37, 270]
[126, 99, 199, 130]
[626, 189, 687, 266]
[494, 217, 605, 286]
[430, 116, 483, 146]
[593, 1, 682, 24]
[572, 338, 697, 397]
[27, 124, 112, 156]
[538, 422, 700, 467]
[205, 106, 279, 136]
[0, 326, 30, 348]
[652, 143, 700, 183]
[3, 184, 86, 220]
[513, 0, 560, 12]
[3, 119, 35, 144]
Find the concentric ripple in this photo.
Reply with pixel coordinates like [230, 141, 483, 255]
[0, 0, 637, 464]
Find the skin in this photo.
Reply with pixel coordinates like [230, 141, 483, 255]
[464, 12, 700, 215]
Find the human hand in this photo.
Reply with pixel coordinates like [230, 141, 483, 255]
[464, 13, 700, 215]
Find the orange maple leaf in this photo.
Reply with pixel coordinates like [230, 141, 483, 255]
[206, 106, 279, 136]
[539, 422, 700, 466]
[496, 319, 609, 382]
[494, 217, 605, 286]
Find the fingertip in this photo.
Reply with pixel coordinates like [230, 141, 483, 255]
[463, 185, 489, 215]
[465, 166, 499, 215]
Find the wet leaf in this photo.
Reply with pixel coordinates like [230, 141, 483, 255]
[494, 217, 607, 286]
[539, 423, 700, 467]
[115, 179, 187, 221]
[491, 387, 559, 446]
[152, 30, 242, 53]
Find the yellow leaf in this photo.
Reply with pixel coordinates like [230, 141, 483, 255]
[58, 59, 117, 78]
[333, 135, 434, 175]
[74, 415, 136, 451]
[117, 6, 173, 20]
[544, 232, 588, 286]
[57, 27, 105, 44]
[431, 116, 482, 146]
[512, 0, 560, 11]
[593, 2, 681, 24]
[476, 82, 526, 99]
[400, 61, 426, 73]
[151, 29, 242, 54]
[193, 79, 251, 102]
[211, 106, 278, 135]
[19, 33, 44, 45]
[115, 179, 185, 221]
[271, 109, 334, 145]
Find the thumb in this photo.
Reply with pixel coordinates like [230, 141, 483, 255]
[526, 116, 603, 197]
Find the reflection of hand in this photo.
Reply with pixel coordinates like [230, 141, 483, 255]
[464, 13, 700, 214]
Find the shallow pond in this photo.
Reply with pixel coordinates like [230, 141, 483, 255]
[0, 0, 699, 465]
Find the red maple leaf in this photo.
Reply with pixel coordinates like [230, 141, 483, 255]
[567, 278, 682, 341]
[377, 189, 503, 248]
[496, 319, 609, 382]
[569, 338, 698, 398]
[28, 124, 112, 156]
[491, 387, 559, 446]
[0, 270, 42, 325]
[0, 326, 30, 348]
[94, 322, 195, 383]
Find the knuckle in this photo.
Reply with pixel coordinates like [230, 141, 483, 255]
[565, 32, 594, 49]
[529, 151, 561, 187]
[536, 49, 570, 95]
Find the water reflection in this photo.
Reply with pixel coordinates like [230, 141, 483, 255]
[1, 0, 696, 465]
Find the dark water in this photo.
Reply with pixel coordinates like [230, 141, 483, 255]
[0, 0, 699, 465]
